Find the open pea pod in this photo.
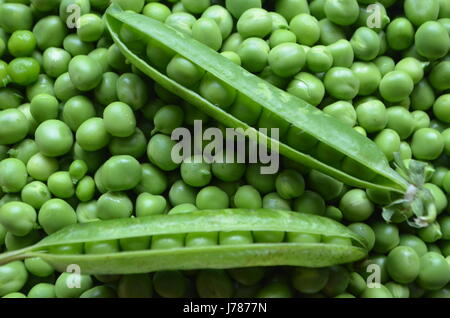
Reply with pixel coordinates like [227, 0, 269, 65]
[0, 209, 367, 274]
[104, 5, 435, 228]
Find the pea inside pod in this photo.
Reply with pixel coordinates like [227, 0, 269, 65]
[0, 209, 368, 274]
[104, 6, 436, 228]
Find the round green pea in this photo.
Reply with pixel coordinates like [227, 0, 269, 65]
[268, 43, 306, 78]
[68, 55, 103, 91]
[35, 120, 73, 157]
[100, 155, 142, 192]
[0, 109, 29, 145]
[76, 117, 111, 151]
[38, 198, 77, 234]
[97, 192, 133, 220]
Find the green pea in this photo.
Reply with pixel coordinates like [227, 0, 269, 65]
[38, 198, 77, 234]
[374, 129, 401, 161]
[202, 5, 233, 39]
[274, 169, 305, 200]
[35, 120, 73, 157]
[305, 170, 343, 202]
[339, 189, 374, 222]
[404, 0, 440, 27]
[7, 57, 40, 86]
[47, 171, 74, 199]
[256, 281, 292, 298]
[323, 101, 356, 128]
[0, 3, 33, 33]
[418, 222, 443, 243]
[85, 239, 120, 254]
[97, 192, 133, 220]
[29, 94, 58, 125]
[287, 72, 325, 106]
[20, 181, 51, 210]
[268, 43, 306, 78]
[274, 0, 309, 22]
[222, 33, 244, 52]
[293, 190, 325, 215]
[236, 37, 270, 73]
[143, 3, 171, 22]
[324, 0, 359, 26]
[48, 243, 83, 255]
[325, 39, 353, 68]
[151, 233, 184, 250]
[0, 109, 29, 145]
[68, 55, 103, 91]
[107, 43, 128, 72]
[28, 283, 56, 298]
[117, 274, 152, 298]
[226, 0, 261, 18]
[0, 158, 27, 193]
[237, 8, 272, 39]
[192, 18, 222, 51]
[168, 180, 196, 206]
[153, 270, 189, 298]
[361, 285, 393, 298]
[355, 99, 387, 133]
[0, 261, 28, 297]
[386, 17, 414, 51]
[199, 73, 237, 109]
[55, 272, 93, 298]
[231, 185, 261, 209]
[417, 252, 450, 291]
[415, 21, 450, 60]
[76, 200, 99, 223]
[219, 231, 253, 245]
[351, 62, 381, 96]
[135, 163, 168, 195]
[350, 27, 380, 61]
[196, 186, 229, 209]
[430, 61, 450, 92]
[59, 0, 90, 22]
[26, 153, 59, 181]
[411, 128, 444, 160]
[291, 267, 329, 294]
[111, 0, 144, 12]
[41, 47, 71, 79]
[77, 13, 104, 43]
[7, 30, 36, 57]
[185, 231, 217, 248]
[245, 164, 276, 194]
[95, 72, 119, 106]
[33, 16, 67, 50]
[24, 257, 54, 278]
[80, 286, 117, 298]
[372, 222, 400, 254]
[98, 155, 142, 192]
[5, 230, 41, 251]
[196, 269, 234, 298]
[385, 246, 421, 284]
[135, 193, 166, 217]
[76, 117, 110, 152]
[54, 73, 80, 102]
[166, 54, 205, 88]
[0, 202, 36, 237]
[288, 14, 319, 46]
[268, 29, 296, 48]
[324, 67, 359, 100]
[116, 73, 149, 111]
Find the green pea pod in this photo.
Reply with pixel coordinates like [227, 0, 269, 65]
[0, 209, 367, 274]
[104, 5, 434, 227]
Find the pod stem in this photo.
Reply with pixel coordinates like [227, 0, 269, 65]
[382, 153, 436, 228]
[0, 246, 32, 266]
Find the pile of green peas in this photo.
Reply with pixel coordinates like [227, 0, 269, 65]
[0, 0, 450, 298]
